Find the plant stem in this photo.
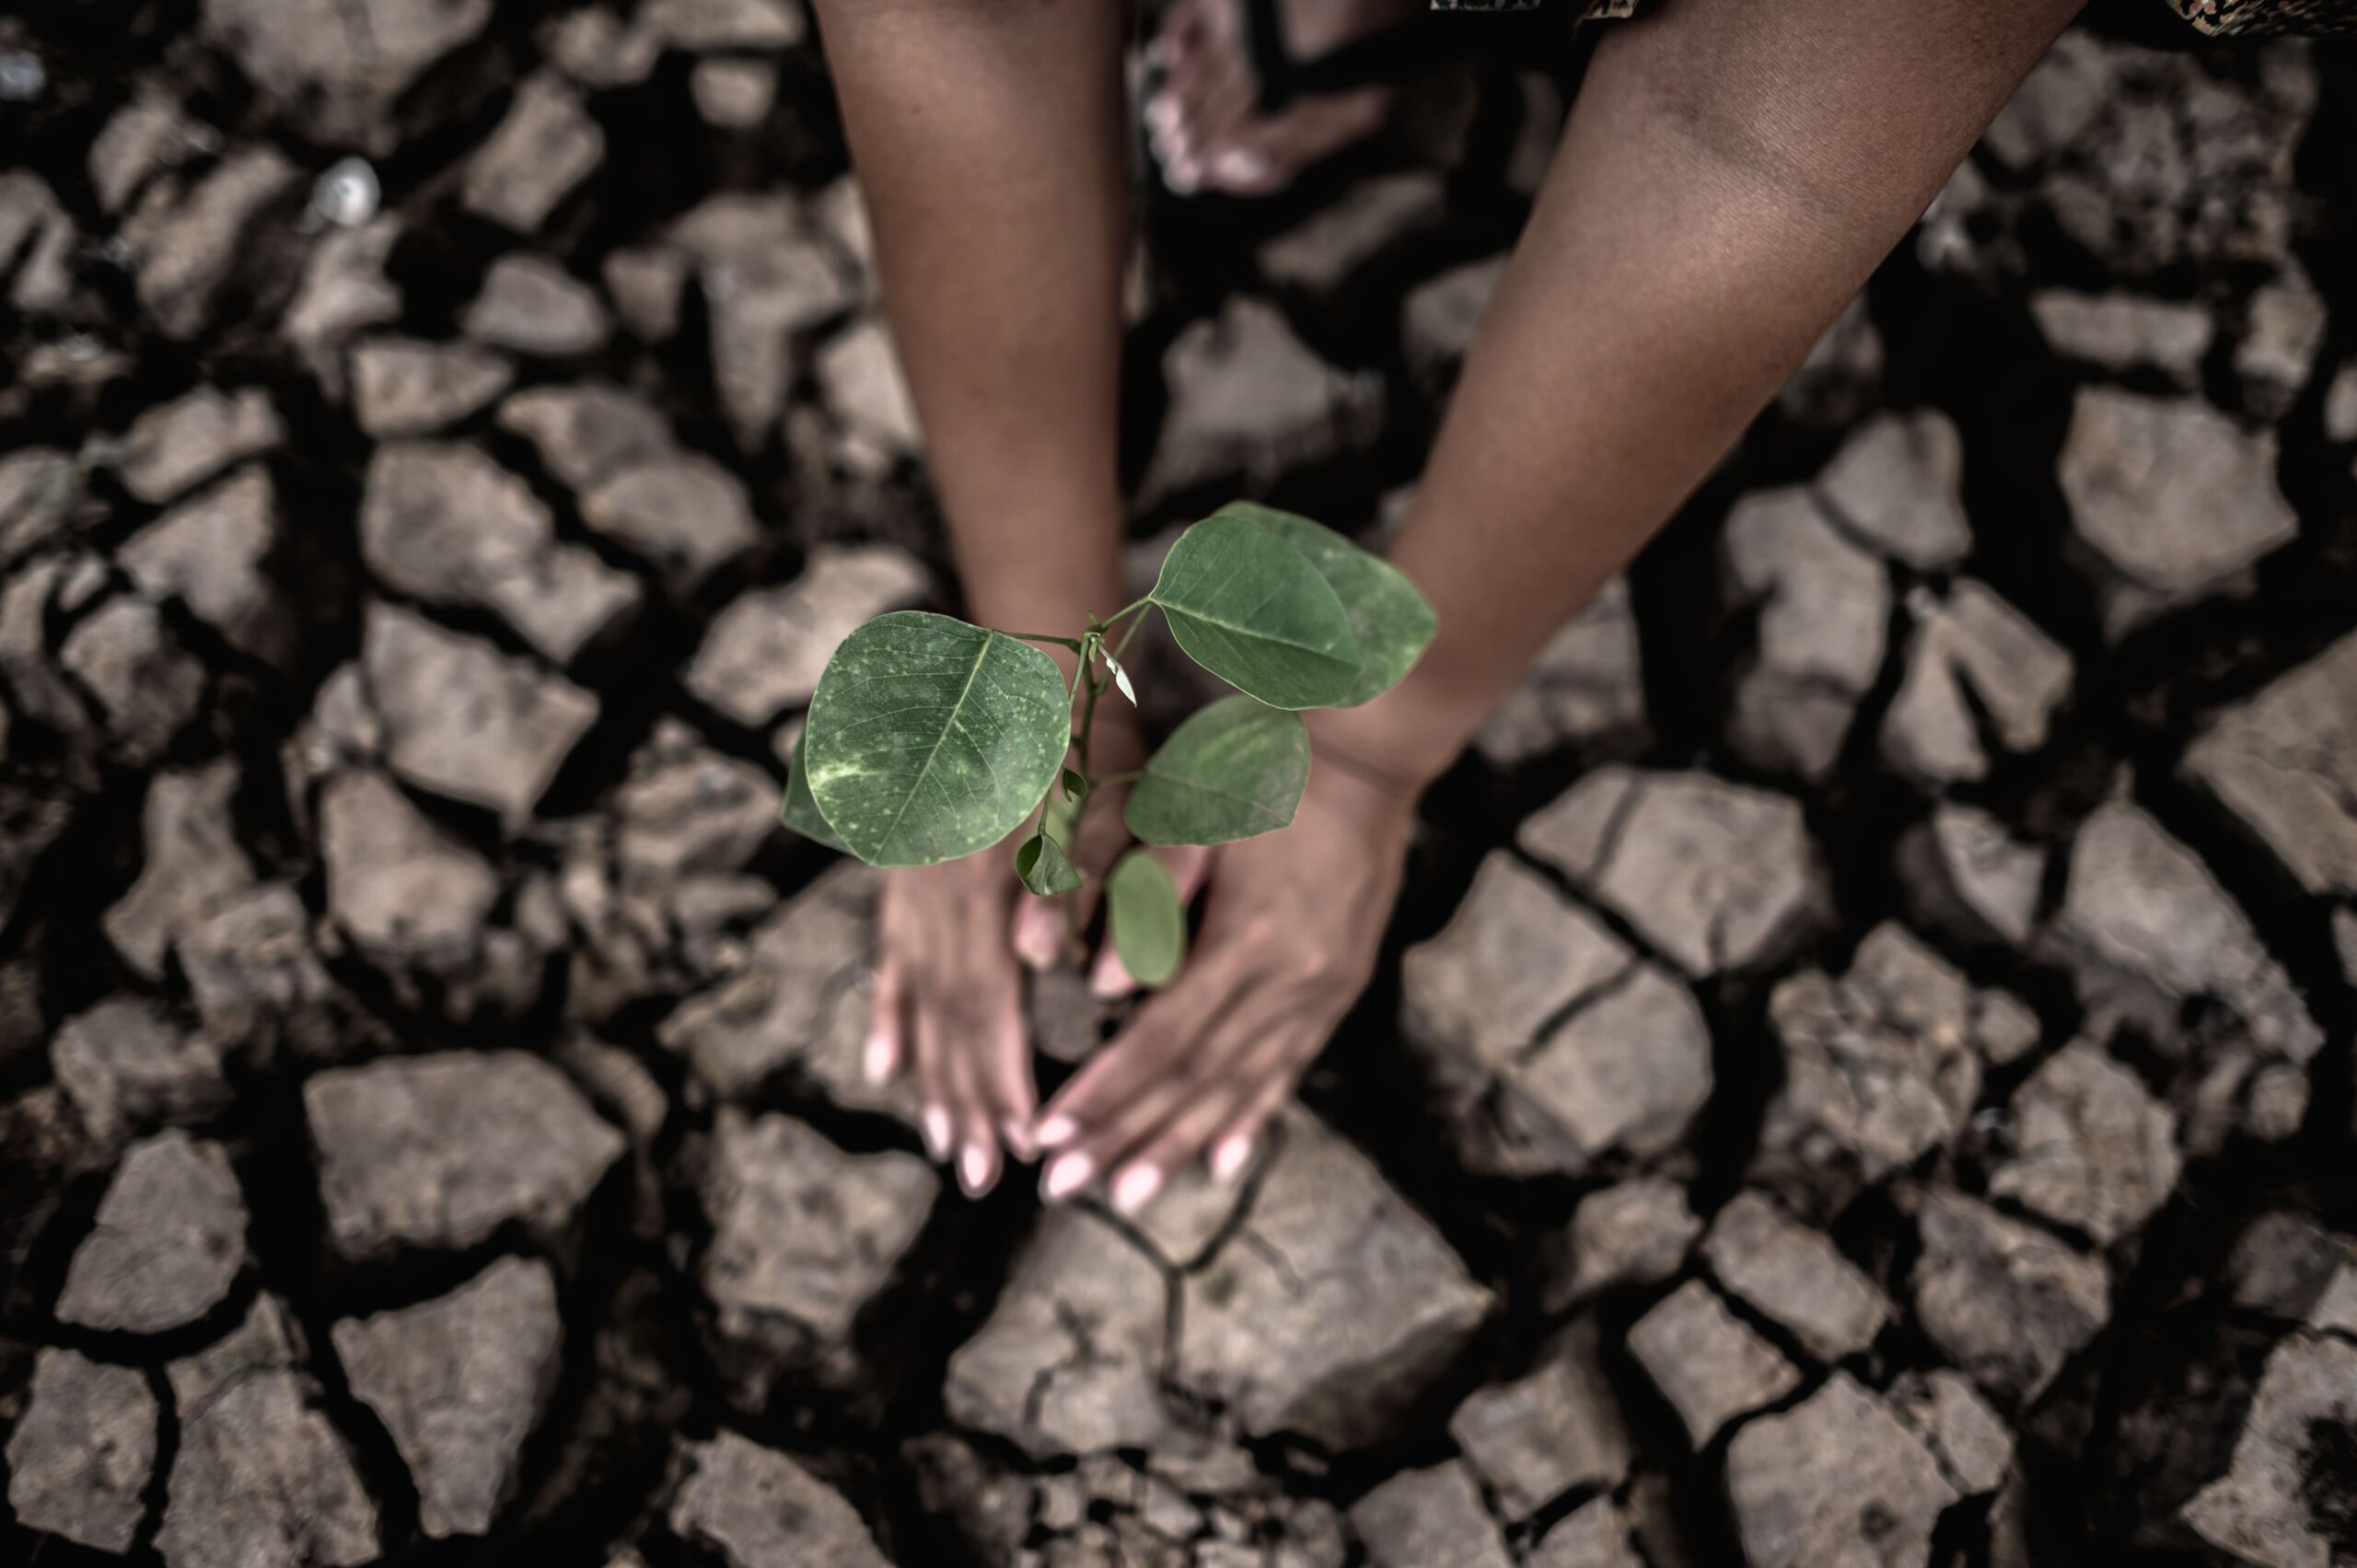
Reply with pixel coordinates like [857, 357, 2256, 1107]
[999, 631, 1085, 650]
[1090, 768, 1141, 787]
[1062, 658, 1108, 953]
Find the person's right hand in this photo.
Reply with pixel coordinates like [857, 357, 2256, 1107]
[865, 712, 1147, 1197]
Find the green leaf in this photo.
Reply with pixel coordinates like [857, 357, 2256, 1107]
[1126, 695, 1309, 846]
[1016, 831, 1084, 896]
[1219, 503, 1435, 707]
[1062, 768, 1089, 803]
[804, 610, 1072, 867]
[780, 729, 852, 854]
[1147, 513, 1360, 710]
[1108, 849, 1186, 988]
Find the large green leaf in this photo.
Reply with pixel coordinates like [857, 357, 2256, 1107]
[780, 728, 851, 854]
[1108, 849, 1186, 988]
[1125, 694, 1309, 846]
[1147, 514, 1360, 710]
[803, 611, 1071, 867]
[1220, 503, 1436, 707]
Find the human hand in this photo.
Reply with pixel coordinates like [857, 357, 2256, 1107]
[865, 714, 1148, 1198]
[1026, 736, 1420, 1212]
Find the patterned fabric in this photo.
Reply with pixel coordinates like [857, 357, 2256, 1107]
[1431, 0, 2357, 31]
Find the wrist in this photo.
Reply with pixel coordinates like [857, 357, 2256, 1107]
[1305, 691, 1461, 804]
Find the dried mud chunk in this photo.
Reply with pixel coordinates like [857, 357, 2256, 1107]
[1473, 575, 1647, 768]
[157, 1295, 378, 1568]
[2182, 627, 2357, 899]
[59, 1131, 247, 1333]
[1720, 486, 1889, 781]
[363, 601, 600, 823]
[1174, 1112, 1492, 1451]
[51, 996, 227, 1144]
[199, 0, 493, 153]
[1140, 296, 1382, 505]
[352, 338, 514, 436]
[113, 385, 282, 504]
[1447, 1317, 1634, 1520]
[2235, 261, 2326, 417]
[686, 544, 929, 727]
[1702, 1190, 1893, 1362]
[1888, 1367, 2014, 1498]
[0, 447, 80, 566]
[333, 1256, 562, 1538]
[668, 1430, 888, 1568]
[665, 192, 855, 445]
[1543, 1175, 1701, 1310]
[121, 466, 286, 663]
[1625, 1279, 1800, 1448]
[122, 147, 296, 339]
[945, 1205, 1174, 1458]
[615, 719, 781, 887]
[579, 455, 761, 595]
[2031, 291, 2212, 382]
[60, 596, 206, 762]
[1880, 580, 2073, 785]
[1816, 409, 1972, 571]
[1987, 1038, 2180, 1246]
[2060, 389, 2296, 637]
[306, 1050, 622, 1259]
[1898, 802, 2045, 948]
[1754, 924, 2018, 1208]
[699, 1110, 935, 1371]
[1402, 255, 1505, 393]
[1910, 1189, 2109, 1409]
[319, 770, 498, 966]
[179, 882, 343, 1053]
[5, 1347, 157, 1553]
[1724, 1373, 1960, 1568]
[1347, 1460, 1511, 1568]
[498, 382, 675, 493]
[2182, 1330, 2357, 1568]
[1528, 1496, 1643, 1568]
[360, 442, 637, 664]
[463, 253, 610, 356]
[284, 216, 402, 389]
[1520, 767, 1822, 978]
[462, 72, 603, 233]
[817, 318, 923, 475]
[1259, 170, 1446, 296]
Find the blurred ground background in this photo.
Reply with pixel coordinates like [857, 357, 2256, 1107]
[0, 1, 2354, 1565]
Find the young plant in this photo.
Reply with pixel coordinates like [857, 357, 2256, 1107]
[781, 502, 1435, 987]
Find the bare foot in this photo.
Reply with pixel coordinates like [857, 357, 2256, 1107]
[1145, 0, 1426, 196]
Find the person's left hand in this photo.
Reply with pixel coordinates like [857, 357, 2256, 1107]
[1027, 738, 1419, 1212]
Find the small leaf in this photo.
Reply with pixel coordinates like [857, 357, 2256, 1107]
[1108, 849, 1186, 988]
[780, 729, 852, 854]
[1016, 831, 1084, 896]
[1147, 514, 1361, 710]
[1218, 503, 1436, 707]
[1105, 652, 1137, 707]
[1062, 767, 1089, 802]
[1126, 695, 1309, 846]
[804, 611, 1072, 866]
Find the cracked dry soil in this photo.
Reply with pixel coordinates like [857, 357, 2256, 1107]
[1, 2, 2355, 1565]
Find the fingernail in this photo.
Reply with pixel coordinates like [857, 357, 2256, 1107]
[1167, 158, 1200, 194]
[1033, 1114, 1078, 1148]
[1146, 95, 1178, 134]
[863, 1031, 894, 1085]
[1111, 1163, 1163, 1214]
[1002, 1118, 1038, 1162]
[1212, 148, 1269, 186]
[959, 1144, 994, 1196]
[923, 1106, 952, 1160]
[1210, 1134, 1253, 1183]
[1041, 1152, 1095, 1201]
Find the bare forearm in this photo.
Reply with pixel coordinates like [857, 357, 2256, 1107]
[812, 0, 1132, 657]
[1318, 0, 2084, 787]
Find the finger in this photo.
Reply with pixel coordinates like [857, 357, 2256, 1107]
[911, 994, 955, 1166]
[1044, 978, 1283, 1208]
[1205, 1051, 1304, 1182]
[944, 1011, 1001, 1198]
[864, 952, 904, 1086]
[1096, 1002, 1307, 1211]
[1090, 844, 1216, 999]
[978, 991, 1039, 1164]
